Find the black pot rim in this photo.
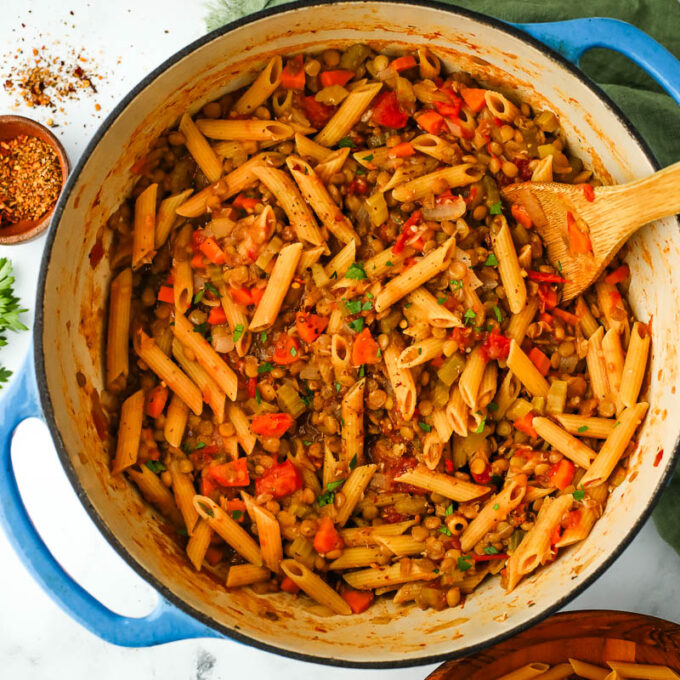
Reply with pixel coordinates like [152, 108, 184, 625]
[34, 0, 680, 669]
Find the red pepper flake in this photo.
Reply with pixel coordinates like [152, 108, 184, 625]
[581, 183, 596, 202]
[0, 135, 62, 224]
[653, 449, 664, 467]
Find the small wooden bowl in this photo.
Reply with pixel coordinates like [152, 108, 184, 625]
[0, 114, 70, 244]
[427, 611, 680, 679]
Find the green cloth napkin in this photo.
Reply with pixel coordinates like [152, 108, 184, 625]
[204, 0, 680, 552]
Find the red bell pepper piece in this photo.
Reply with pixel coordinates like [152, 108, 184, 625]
[251, 413, 296, 438]
[371, 91, 409, 129]
[255, 459, 303, 498]
[208, 458, 250, 487]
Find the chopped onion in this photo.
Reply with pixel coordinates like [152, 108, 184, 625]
[211, 325, 235, 354]
[299, 364, 321, 380]
[376, 66, 398, 82]
[422, 196, 466, 221]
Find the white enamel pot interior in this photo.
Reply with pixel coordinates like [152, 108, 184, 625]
[37, 0, 680, 667]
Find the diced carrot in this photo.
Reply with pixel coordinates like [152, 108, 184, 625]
[549, 459, 576, 491]
[389, 141, 415, 158]
[209, 458, 250, 487]
[351, 327, 380, 366]
[550, 523, 562, 546]
[527, 270, 567, 284]
[205, 546, 223, 565]
[208, 306, 227, 325]
[230, 287, 254, 306]
[280, 576, 300, 594]
[146, 385, 168, 418]
[415, 109, 445, 135]
[273, 334, 300, 365]
[511, 202, 533, 229]
[319, 69, 355, 87]
[552, 307, 581, 327]
[296, 311, 329, 344]
[390, 55, 417, 72]
[232, 193, 259, 212]
[564, 509, 582, 529]
[340, 587, 374, 614]
[528, 347, 551, 376]
[460, 87, 487, 113]
[567, 212, 593, 254]
[539, 312, 553, 325]
[199, 236, 227, 265]
[605, 264, 630, 285]
[191, 253, 206, 269]
[581, 183, 595, 202]
[251, 413, 295, 438]
[514, 412, 537, 438]
[157, 285, 175, 304]
[281, 54, 305, 89]
[313, 517, 344, 554]
[225, 499, 247, 517]
[250, 286, 265, 305]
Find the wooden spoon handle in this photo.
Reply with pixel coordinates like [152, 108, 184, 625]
[600, 160, 680, 235]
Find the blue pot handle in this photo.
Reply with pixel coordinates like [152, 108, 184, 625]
[0, 346, 218, 646]
[514, 18, 680, 106]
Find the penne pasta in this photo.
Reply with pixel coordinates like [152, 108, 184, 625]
[579, 402, 648, 487]
[233, 56, 283, 114]
[383, 336, 417, 421]
[226, 564, 271, 588]
[406, 287, 462, 327]
[459, 346, 488, 410]
[619, 321, 650, 408]
[325, 240, 356, 280]
[172, 314, 238, 401]
[242, 492, 283, 573]
[447, 385, 469, 437]
[179, 114, 222, 183]
[374, 237, 455, 312]
[111, 390, 144, 475]
[106, 268, 132, 389]
[328, 546, 388, 570]
[554, 414, 616, 439]
[491, 215, 527, 314]
[342, 559, 438, 591]
[196, 118, 293, 142]
[341, 378, 365, 465]
[398, 337, 446, 368]
[602, 327, 625, 411]
[164, 392, 189, 447]
[506, 299, 539, 345]
[227, 403, 256, 455]
[315, 82, 382, 147]
[568, 659, 611, 680]
[280, 559, 352, 615]
[335, 464, 377, 526]
[340, 521, 416, 547]
[587, 326, 610, 402]
[126, 465, 182, 526]
[155, 189, 192, 249]
[606, 661, 680, 680]
[294, 132, 332, 162]
[136, 330, 203, 415]
[186, 518, 212, 571]
[132, 183, 157, 270]
[194, 495, 262, 566]
[410, 133, 458, 163]
[169, 459, 200, 536]
[395, 464, 489, 502]
[496, 663, 551, 680]
[508, 339, 550, 398]
[532, 417, 595, 469]
[249, 242, 303, 331]
[391, 164, 483, 202]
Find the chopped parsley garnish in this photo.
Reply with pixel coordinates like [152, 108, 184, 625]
[349, 453, 358, 470]
[577, 425, 589, 433]
[345, 299, 363, 314]
[366, 292, 374, 299]
[418, 347, 422, 356]
[445, 504, 454, 517]
[260, 331, 267, 344]
[335, 382, 342, 392]
[474, 415, 487, 433]
[457, 556, 473, 572]
[231, 510, 243, 521]
[488, 402, 499, 412]
[255, 388, 261, 405]
[489, 201, 503, 215]
[193, 322, 209, 336]
[450, 278, 464, 290]
[205, 282, 219, 296]
[362, 300, 373, 311]
[359, 364, 365, 378]
[289, 346, 298, 357]
[193, 288, 206, 304]
[345, 262, 367, 280]
[418, 421, 431, 432]
[177, 527, 188, 537]
[349, 318, 365, 332]
[463, 308, 476, 325]
[573, 486, 585, 501]
[437, 296, 448, 305]
[404, 302, 412, 309]
[258, 361, 274, 374]
[493, 305, 504, 323]
[318, 479, 345, 506]
[493, 503, 500, 511]
[490, 474, 504, 487]
[198, 501, 214, 518]
[385, 260, 393, 267]
[557, 260, 563, 273]
[145, 460, 166, 474]
[440, 526, 452, 537]
[485, 253, 499, 266]
[194, 442, 206, 451]
[303, 440, 312, 446]
[355, 167, 366, 175]
[484, 545, 499, 555]
[362, 154, 374, 162]
[330, 271, 338, 279]
[232, 323, 244, 342]
[338, 137, 355, 148]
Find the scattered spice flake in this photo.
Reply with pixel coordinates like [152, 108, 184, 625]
[653, 449, 664, 467]
[2, 44, 104, 114]
[0, 135, 62, 224]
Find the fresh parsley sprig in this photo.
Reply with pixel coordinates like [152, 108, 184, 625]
[0, 258, 28, 387]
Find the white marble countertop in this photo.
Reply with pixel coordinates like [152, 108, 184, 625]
[1, 1, 679, 678]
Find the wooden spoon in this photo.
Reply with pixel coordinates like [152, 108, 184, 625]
[501, 161, 680, 301]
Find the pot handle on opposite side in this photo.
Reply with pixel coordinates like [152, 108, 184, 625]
[514, 18, 680, 106]
[0, 346, 219, 646]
